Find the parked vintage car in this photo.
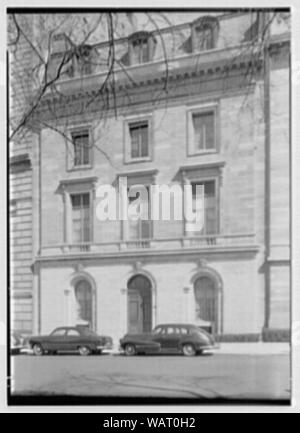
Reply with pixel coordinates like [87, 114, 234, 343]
[120, 323, 216, 356]
[25, 326, 113, 356]
[10, 331, 25, 355]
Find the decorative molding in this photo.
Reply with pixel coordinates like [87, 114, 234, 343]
[59, 176, 98, 188]
[10, 153, 31, 173]
[133, 261, 143, 272]
[35, 244, 260, 264]
[196, 258, 208, 268]
[11, 291, 33, 300]
[179, 161, 226, 173]
[116, 169, 158, 186]
[74, 263, 85, 273]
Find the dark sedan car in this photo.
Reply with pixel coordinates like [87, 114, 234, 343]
[10, 331, 25, 355]
[25, 326, 113, 356]
[120, 323, 216, 356]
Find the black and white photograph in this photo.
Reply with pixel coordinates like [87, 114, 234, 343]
[2, 2, 299, 414]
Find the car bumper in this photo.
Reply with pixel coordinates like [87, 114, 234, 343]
[199, 344, 219, 351]
[97, 344, 113, 351]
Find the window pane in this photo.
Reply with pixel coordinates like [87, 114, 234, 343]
[51, 329, 66, 336]
[132, 41, 141, 64]
[82, 193, 90, 207]
[132, 39, 149, 64]
[195, 277, 216, 323]
[130, 123, 149, 159]
[141, 220, 151, 239]
[191, 181, 217, 234]
[131, 137, 140, 158]
[72, 131, 90, 166]
[75, 281, 92, 323]
[141, 126, 149, 157]
[193, 112, 215, 151]
[196, 26, 213, 51]
[67, 329, 80, 337]
[141, 39, 149, 63]
[204, 181, 215, 196]
[71, 193, 91, 243]
[71, 194, 81, 208]
[83, 219, 90, 242]
[205, 114, 215, 149]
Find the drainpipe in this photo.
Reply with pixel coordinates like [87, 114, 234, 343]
[263, 12, 271, 329]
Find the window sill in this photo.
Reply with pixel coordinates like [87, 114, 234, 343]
[188, 149, 218, 157]
[67, 164, 93, 172]
[124, 157, 152, 165]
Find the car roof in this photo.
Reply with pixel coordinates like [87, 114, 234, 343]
[155, 324, 198, 329]
[54, 326, 82, 331]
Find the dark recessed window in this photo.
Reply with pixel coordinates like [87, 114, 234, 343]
[128, 31, 156, 65]
[192, 16, 219, 52]
[71, 130, 91, 167]
[195, 25, 214, 51]
[132, 38, 149, 64]
[192, 111, 215, 151]
[129, 122, 149, 159]
[191, 180, 218, 234]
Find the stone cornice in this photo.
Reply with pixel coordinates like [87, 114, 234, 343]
[37, 44, 263, 119]
[35, 244, 260, 264]
[59, 176, 98, 187]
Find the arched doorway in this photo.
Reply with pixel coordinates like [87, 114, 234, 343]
[75, 279, 93, 328]
[127, 275, 152, 334]
[194, 276, 219, 332]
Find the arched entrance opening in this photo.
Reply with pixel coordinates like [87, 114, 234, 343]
[127, 275, 152, 334]
[75, 279, 93, 328]
[194, 275, 219, 333]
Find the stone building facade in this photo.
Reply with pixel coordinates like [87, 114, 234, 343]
[9, 11, 290, 341]
[9, 14, 35, 334]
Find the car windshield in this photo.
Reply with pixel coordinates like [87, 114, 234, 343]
[50, 329, 66, 336]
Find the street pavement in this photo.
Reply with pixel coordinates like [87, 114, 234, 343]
[10, 352, 290, 401]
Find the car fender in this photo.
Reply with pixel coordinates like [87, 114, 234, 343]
[121, 339, 160, 349]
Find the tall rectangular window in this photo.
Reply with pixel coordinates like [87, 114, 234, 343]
[191, 181, 218, 234]
[72, 130, 91, 167]
[128, 187, 152, 240]
[192, 111, 215, 151]
[71, 193, 91, 243]
[129, 122, 149, 159]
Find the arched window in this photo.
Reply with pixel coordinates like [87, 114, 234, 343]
[191, 16, 219, 52]
[127, 275, 152, 333]
[75, 280, 92, 325]
[128, 31, 156, 65]
[194, 276, 217, 325]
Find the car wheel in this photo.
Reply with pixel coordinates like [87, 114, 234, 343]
[33, 344, 44, 356]
[78, 346, 91, 356]
[124, 344, 136, 356]
[182, 344, 196, 357]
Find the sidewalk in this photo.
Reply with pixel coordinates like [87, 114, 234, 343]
[214, 342, 290, 355]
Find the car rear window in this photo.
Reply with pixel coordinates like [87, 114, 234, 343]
[67, 329, 80, 337]
[80, 328, 97, 337]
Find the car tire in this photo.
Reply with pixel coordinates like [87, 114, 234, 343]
[78, 346, 91, 356]
[33, 344, 44, 356]
[124, 344, 136, 356]
[182, 343, 196, 357]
